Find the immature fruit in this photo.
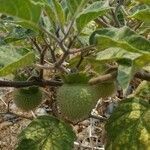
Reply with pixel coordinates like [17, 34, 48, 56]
[95, 81, 117, 98]
[13, 86, 42, 111]
[57, 84, 99, 123]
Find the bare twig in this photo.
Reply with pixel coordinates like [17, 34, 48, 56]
[0, 111, 33, 120]
[39, 45, 48, 79]
[69, 45, 95, 54]
[61, 20, 75, 43]
[0, 79, 63, 88]
[30, 38, 42, 54]
[89, 72, 117, 85]
[76, 55, 84, 69]
[55, 51, 69, 68]
[95, 18, 110, 28]
[41, 27, 68, 53]
[43, 38, 57, 63]
[89, 70, 150, 85]
[135, 70, 150, 81]
[35, 64, 54, 70]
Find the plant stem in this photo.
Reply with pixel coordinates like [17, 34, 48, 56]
[0, 79, 63, 88]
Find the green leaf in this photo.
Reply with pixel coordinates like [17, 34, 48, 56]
[134, 54, 150, 68]
[43, 0, 65, 29]
[0, 0, 42, 30]
[95, 48, 150, 91]
[133, 81, 150, 100]
[95, 48, 142, 62]
[16, 115, 76, 150]
[96, 48, 136, 92]
[0, 46, 35, 76]
[135, 0, 150, 5]
[44, 4, 57, 28]
[106, 97, 150, 149]
[76, 1, 111, 32]
[2, 27, 35, 45]
[117, 64, 135, 92]
[90, 26, 150, 53]
[130, 9, 150, 24]
[66, 0, 87, 15]
[51, 0, 65, 27]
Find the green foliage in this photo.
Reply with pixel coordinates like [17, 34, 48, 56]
[66, 0, 87, 15]
[13, 86, 42, 111]
[105, 97, 150, 149]
[0, 26, 35, 45]
[0, 46, 35, 76]
[0, 0, 149, 149]
[135, 0, 150, 5]
[133, 81, 150, 100]
[89, 26, 150, 53]
[0, 0, 42, 30]
[16, 115, 76, 150]
[76, 1, 111, 31]
[89, 27, 150, 91]
[131, 8, 150, 24]
[57, 84, 99, 123]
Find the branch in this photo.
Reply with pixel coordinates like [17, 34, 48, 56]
[89, 70, 150, 85]
[0, 111, 33, 120]
[41, 27, 68, 52]
[69, 45, 95, 54]
[30, 38, 42, 54]
[36, 63, 69, 74]
[95, 18, 111, 28]
[55, 51, 69, 68]
[135, 70, 150, 81]
[0, 79, 63, 88]
[39, 45, 48, 79]
[43, 38, 57, 63]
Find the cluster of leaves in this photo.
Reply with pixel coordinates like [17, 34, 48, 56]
[0, 0, 149, 149]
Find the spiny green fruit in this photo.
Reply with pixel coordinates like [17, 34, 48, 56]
[95, 81, 117, 98]
[13, 86, 42, 111]
[57, 84, 99, 123]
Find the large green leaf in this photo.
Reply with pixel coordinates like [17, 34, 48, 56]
[95, 48, 137, 91]
[130, 9, 150, 24]
[0, 46, 35, 76]
[106, 97, 150, 149]
[0, 0, 42, 30]
[76, 1, 111, 32]
[95, 48, 150, 91]
[16, 115, 76, 150]
[95, 48, 142, 62]
[90, 26, 150, 53]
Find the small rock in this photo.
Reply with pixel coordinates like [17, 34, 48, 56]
[35, 108, 48, 116]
